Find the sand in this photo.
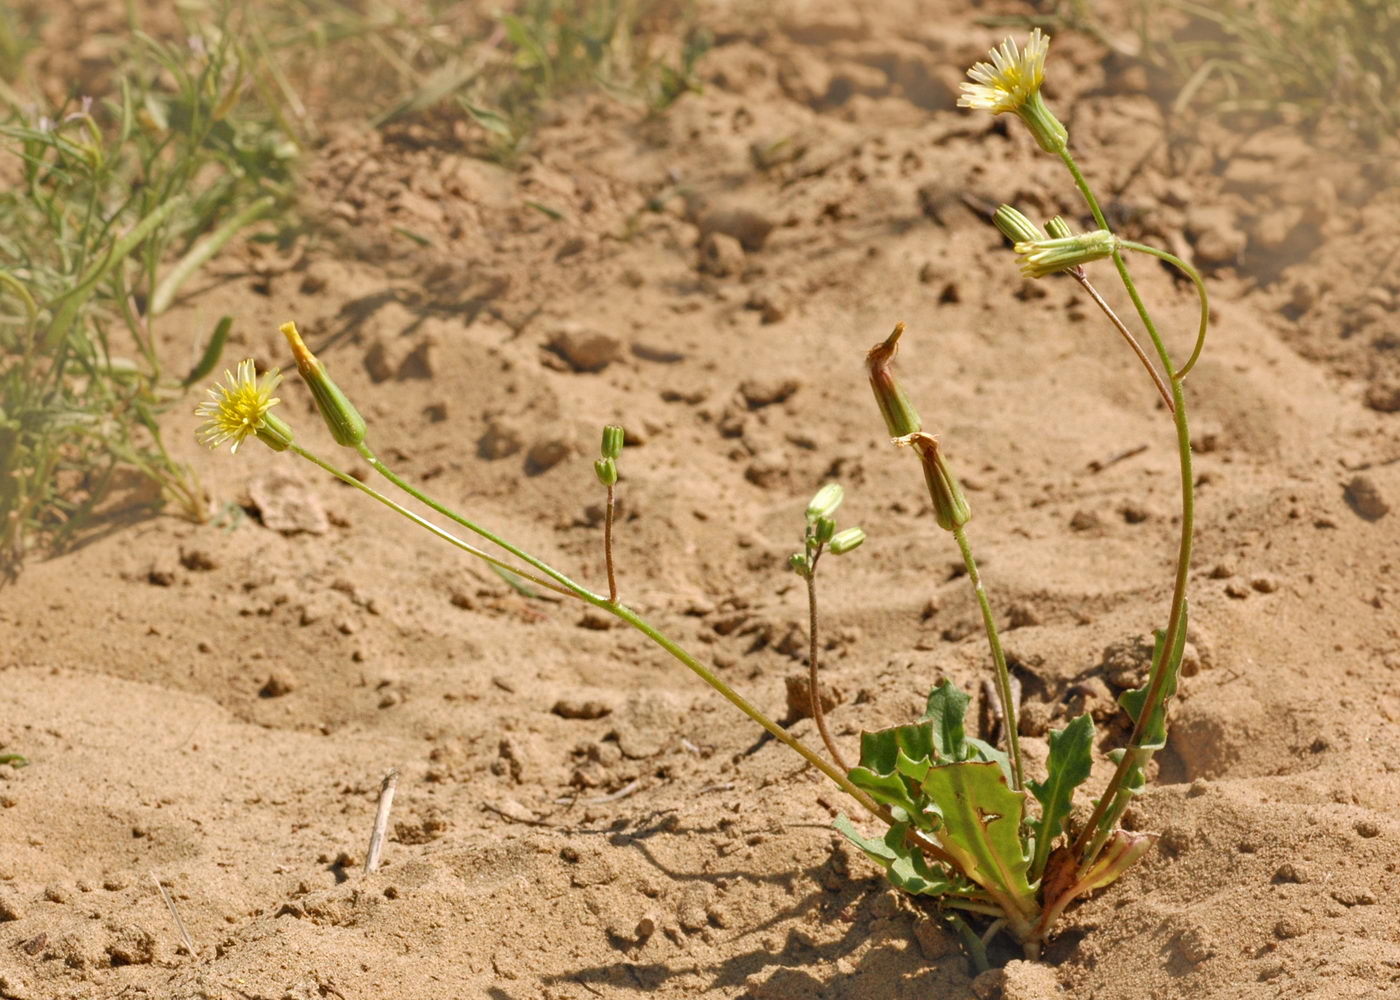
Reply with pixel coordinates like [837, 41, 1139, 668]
[2, 2, 1399, 998]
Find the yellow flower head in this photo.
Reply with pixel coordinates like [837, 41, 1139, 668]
[195, 359, 287, 453]
[959, 29, 1067, 154]
[959, 29, 1050, 115]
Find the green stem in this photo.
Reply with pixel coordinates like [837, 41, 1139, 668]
[1118, 240, 1209, 380]
[288, 443, 577, 600]
[1058, 149, 1195, 869]
[343, 443, 890, 820]
[951, 524, 1023, 791]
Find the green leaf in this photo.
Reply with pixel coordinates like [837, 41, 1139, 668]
[922, 679, 970, 761]
[918, 760, 1035, 910]
[1118, 603, 1189, 751]
[848, 766, 923, 826]
[1026, 713, 1094, 879]
[858, 722, 934, 775]
[833, 815, 957, 897]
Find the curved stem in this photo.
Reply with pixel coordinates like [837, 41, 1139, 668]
[288, 444, 577, 600]
[1119, 240, 1210, 380]
[951, 524, 1023, 790]
[805, 552, 849, 773]
[1058, 150, 1195, 869]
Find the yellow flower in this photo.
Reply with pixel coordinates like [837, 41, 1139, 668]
[959, 29, 1067, 154]
[195, 359, 291, 453]
[960, 29, 1049, 114]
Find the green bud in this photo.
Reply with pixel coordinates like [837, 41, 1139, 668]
[813, 516, 836, 545]
[867, 323, 922, 438]
[594, 457, 618, 486]
[805, 483, 844, 522]
[828, 527, 866, 554]
[254, 411, 294, 452]
[280, 321, 367, 447]
[601, 424, 625, 459]
[993, 205, 1044, 245]
[788, 552, 810, 576]
[1014, 229, 1118, 279]
[912, 434, 970, 531]
[1045, 215, 1073, 240]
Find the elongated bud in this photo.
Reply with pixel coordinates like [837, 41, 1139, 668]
[806, 483, 844, 522]
[280, 321, 367, 447]
[994, 205, 1044, 244]
[813, 516, 836, 545]
[911, 434, 970, 531]
[1045, 215, 1073, 240]
[788, 552, 810, 576]
[601, 424, 625, 459]
[867, 323, 922, 438]
[828, 527, 866, 554]
[594, 457, 617, 486]
[255, 411, 295, 452]
[1078, 830, 1156, 893]
[1014, 229, 1118, 279]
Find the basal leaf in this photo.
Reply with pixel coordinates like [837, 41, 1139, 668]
[1026, 713, 1094, 879]
[858, 722, 934, 775]
[848, 766, 923, 826]
[918, 760, 1035, 910]
[922, 679, 970, 761]
[1117, 602, 1188, 750]
[966, 737, 1013, 786]
[833, 815, 957, 897]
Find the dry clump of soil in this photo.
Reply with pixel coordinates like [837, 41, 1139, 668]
[3, 2, 1400, 999]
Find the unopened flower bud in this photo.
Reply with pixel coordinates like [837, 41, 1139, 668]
[806, 483, 844, 522]
[788, 552, 810, 576]
[594, 457, 618, 486]
[994, 205, 1044, 245]
[280, 321, 366, 447]
[1045, 215, 1073, 240]
[828, 527, 866, 554]
[912, 434, 970, 531]
[813, 516, 836, 545]
[867, 323, 922, 438]
[1014, 229, 1117, 279]
[601, 424, 625, 459]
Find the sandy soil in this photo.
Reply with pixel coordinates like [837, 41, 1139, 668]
[3, 2, 1400, 998]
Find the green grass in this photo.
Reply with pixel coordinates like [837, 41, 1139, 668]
[0, 0, 708, 567]
[0, 6, 294, 566]
[1053, 0, 1400, 143]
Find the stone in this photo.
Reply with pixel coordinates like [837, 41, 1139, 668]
[246, 472, 330, 535]
[525, 437, 572, 475]
[477, 418, 524, 460]
[547, 325, 624, 372]
[698, 232, 745, 277]
[783, 673, 843, 723]
[739, 377, 800, 409]
[1344, 475, 1388, 521]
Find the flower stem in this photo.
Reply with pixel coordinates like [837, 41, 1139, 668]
[337, 443, 889, 819]
[1069, 271, 1174, 414]
[286, 443, 577, 600]
[1057, 149, 1196, 869]
[604, 482, 618, 603]
[804, 550, 850, 773]
[951, 523, 1023, 791]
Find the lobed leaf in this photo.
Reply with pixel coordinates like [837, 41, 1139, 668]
[918, 760, 1035, 912]
[833, 815, 960, 897]
[1026, 713, 1094, 879]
